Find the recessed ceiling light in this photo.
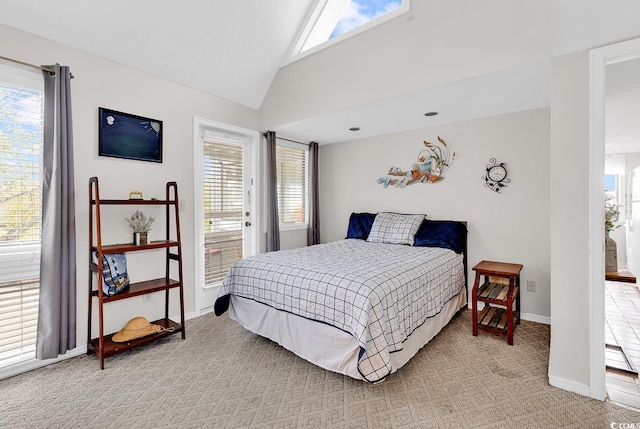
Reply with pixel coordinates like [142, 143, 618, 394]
[424, 112, 438, 117]
[349, 127, 360, 131]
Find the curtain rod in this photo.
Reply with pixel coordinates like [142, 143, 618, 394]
[0, 55, 74, 78]
[277, 136, 309, 146]
[263, 132, 309, 146]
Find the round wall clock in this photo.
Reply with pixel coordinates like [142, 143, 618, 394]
[484, 158, 510, 193]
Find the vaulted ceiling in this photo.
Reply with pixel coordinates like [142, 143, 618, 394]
[1, 1, 640, 147]
[0, 0, 315, 109]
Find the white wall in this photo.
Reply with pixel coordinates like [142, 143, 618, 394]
[624, 153, 640, 274]
[319, 108, 551, 320]
[0, 24, 260, 338]
[279, 228, 307, 250]
[261, 0, 550, 129]
[548, 50, 591, 390]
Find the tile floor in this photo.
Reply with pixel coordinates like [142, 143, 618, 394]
[606, 279, 640, 410]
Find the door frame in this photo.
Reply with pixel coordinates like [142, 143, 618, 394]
[193, 117, 260, 316]
[589, 37, 640, 400]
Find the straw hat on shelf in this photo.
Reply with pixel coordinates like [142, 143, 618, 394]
[112, 316, 162, 343]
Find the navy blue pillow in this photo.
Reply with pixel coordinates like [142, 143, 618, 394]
[414, 220, 467, 254]
[346, 212, 377, 240]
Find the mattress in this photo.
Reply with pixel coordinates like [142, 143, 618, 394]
[215, 239, 466, 382]
[228, 288, 466, 380]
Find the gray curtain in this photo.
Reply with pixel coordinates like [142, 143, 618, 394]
[36, 64, 76, 359]
[266, 131, 280, 252]
[307, 141, 321, 246]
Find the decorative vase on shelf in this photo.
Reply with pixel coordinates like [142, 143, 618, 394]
[126, 210, 154, 246]
[133, 232, 148, 245]
[605, 232, 618, 273]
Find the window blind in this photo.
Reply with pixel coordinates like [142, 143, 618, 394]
[276, 144, 307, 225]
[0, 76, 43, 367]
[203, 139, 243, 287]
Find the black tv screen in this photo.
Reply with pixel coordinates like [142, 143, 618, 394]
[98, 107, 163, 163]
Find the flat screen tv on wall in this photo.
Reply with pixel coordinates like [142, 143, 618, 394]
[98, 107, 163, 163]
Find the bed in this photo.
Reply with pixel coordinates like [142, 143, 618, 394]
[214, 212, 468, 382]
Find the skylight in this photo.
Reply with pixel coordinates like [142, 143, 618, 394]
[331, 0, 402, 39]
[291, 0, 408, 59]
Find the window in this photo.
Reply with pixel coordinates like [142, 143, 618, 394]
[276, 143, 308, 227]
[202, 138, 244, 287]
[291, 0, 409, 59]
[0, 64, 43, 367]
[605, 154, 626, 221]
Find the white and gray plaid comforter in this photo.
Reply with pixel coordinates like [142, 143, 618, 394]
[215, 239, 465, 382]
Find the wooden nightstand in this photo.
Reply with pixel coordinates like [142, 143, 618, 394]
[472, 260, 523, 345]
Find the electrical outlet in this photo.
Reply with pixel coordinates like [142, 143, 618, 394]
[179, 199, 185, 212]
[143, 293, 152, 303]
[526, 280, 536, 293]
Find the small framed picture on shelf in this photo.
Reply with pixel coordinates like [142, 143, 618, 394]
[128, 191, 143, 200]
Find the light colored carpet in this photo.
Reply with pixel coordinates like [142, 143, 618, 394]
[1, 309, 639, 428]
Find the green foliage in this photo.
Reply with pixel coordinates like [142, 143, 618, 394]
[0, 83, 42, 243]
[605, 201, 620, 233]
[125, 210, 155, 233]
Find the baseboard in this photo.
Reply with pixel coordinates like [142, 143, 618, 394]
[548, 374, 593, 398]
[171, 311, 199, 322]
[0, 345, 87, 381]
[0, 311, 201, 381]
[197, 306, 217, 317]
[196, 300, 217, 316]
[522, 312, 551, 325]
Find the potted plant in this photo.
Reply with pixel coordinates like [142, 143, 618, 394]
[605, 201, 621, 234]
[125, 210, 155, 245]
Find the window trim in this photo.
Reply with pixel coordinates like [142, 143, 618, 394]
[285, 0, 411, 65]
[279, 222, 309, 232]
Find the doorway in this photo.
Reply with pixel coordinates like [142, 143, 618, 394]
[603, 56, 640, 408]
[193, 118, 259, 316]
[590, 37, 640, 403]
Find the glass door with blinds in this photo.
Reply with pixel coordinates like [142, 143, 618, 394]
[194, 120, 258, 315]
[0, 64, 43, 368]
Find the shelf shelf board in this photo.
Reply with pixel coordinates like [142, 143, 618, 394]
[88, 318, 182, 358]
[91, 199, 176, 205]
[479, 306, 507, 329]
[477, 306, 519, 333]
[472, 260, 523, 278]
[91, 278, 181, 302]
[476, 282, 519, 305]
[92, 240, 179, 254]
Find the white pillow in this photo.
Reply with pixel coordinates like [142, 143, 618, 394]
[366, 212, 425, 245]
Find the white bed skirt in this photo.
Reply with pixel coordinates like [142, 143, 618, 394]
[229, 287, 467, 381]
